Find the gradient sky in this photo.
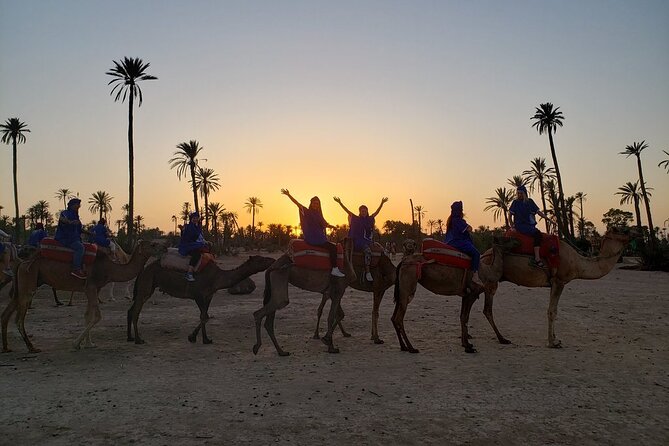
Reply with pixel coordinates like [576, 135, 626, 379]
[1, 0, 668, 234]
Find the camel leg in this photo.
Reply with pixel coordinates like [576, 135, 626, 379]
[67, 291, 75, 306]
[1, 294, 18, 352]
[264, 312, 289, 356]
[335, 304, 350, 338]
[482, 282, 511, 344]
[371, 290, 384, 344]
[73, 289, 101, 350]
[313, 293, 328, 339]
[128, 291, 153, 344]
[189, 296, 213, 344]
[460, 292, 478, 353]
[52, 288, 63, 306]
[321, 291, 343, 354]
[392, 299, 419, 353]
[547, 281, 565, 348]
[391, 300, 408, 351]
[15, 292, 40, 353]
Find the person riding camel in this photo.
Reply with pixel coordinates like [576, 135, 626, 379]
[91, 218, 117, 259]
[179, 212, 208, 282]
[444, 201, 480, 272]
[509, 185, 554, 268]
[333, 196, 388, 281]
[281, 188, 345, 277]
[55, 198, 88, 279]
[28, 222, 48, 248]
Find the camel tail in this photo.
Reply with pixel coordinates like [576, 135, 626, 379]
[393, 260, 403, 304]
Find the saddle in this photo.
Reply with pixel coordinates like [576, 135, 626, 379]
[287, 239, 344, 271]
[351, 242, 385, 268]
[160, 247, 214, 273]
[421, 238, 472, 270]
[39, 237, 98, 266]
[504, 229, 560, 268]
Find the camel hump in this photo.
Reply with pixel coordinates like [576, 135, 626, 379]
[421, 238, 472, 269]
[504, 230, 560, 268]
[160, 248, 214, 273]
[287, 239, 344, 271]
[39, 237, 98, 265]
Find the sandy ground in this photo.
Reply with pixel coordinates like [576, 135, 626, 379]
[0, 255, 667, 446]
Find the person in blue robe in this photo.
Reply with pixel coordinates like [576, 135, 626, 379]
[444, 201, 480, 272]
[179, 212, 208, 281]
[55, 198, 87, 279]
[509, 185, 553, 267]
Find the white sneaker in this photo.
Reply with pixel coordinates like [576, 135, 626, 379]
[365, 272, 373, 281]
[2, 268, 13, 277]
[331, 267, 345, 277]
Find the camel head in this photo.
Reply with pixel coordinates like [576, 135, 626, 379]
[245, 255, 277, 273]
[600, 227, 631, 253]
[402, 239, 417, 256]
[134, 239, 168, 258]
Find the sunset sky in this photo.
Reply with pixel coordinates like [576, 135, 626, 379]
[1, 1, 668, 234]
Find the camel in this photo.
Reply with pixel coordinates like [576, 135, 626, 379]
[477, 228, 630, 348]
[392, 237, 519, 354]
[1, 240, 164, 353]
[313, 249, 395, 344]
[127, 255, 275, 345]
[253, 238, 356, 356]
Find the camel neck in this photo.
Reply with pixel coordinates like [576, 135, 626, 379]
[103, 248, 150, 282]
[213, 261, 257, 289]
[567, 239, 625, 280]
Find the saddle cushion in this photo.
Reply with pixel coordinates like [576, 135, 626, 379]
[39, 237, 98, 266]
[351, 242, 384, 268]
[287, 239, 344, 271]
[504, 229, 560, 268]
[421, 238, 472, 269]
[160, 247, 214, 273]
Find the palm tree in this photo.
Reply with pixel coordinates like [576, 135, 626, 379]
[207, 202, 224, 234]
[522, 157, 556, 232]
[194, 166, 220, 231]
[55, 188, 73, 210]
[619, 141, 656, 247]
[88, 191, 113, 222]
[35, 200, 50, 225]
[574, 192, 587, 238]
[484, 187, 514, 229]
[414, 205, 426, 232]
[506, 175, 529, 188]
[658, 150, 669, 173]
[134, 215, 145, 234]
[565, 196, 576, 238]
[436, 218, 444, 235]
[244, 197, 263, 240]
[616, 181, 652, 232]
[427, 219, 436, 235]
[106, 57, 157, 244]
[1, 117, 30, 240]
[169, 140, 203, 212]
[171, 215, 178, 234]
[531, 103, 568, 238]
[180, 202, 191, 224]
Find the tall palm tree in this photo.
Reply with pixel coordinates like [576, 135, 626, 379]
[531, 103, 567, 238]
[522, 157, 556, 232]
[169, 140, 203, 212]
[1, 117, 30, 240]
[565, 196, 576, 238]
[180, 202, 191, 224]
[194, 166, 220, 231]
[616, 181, 652, 232]
[106, 57, 157, 244]
[414, 205, 426, 232]
[35, 200, 50, 225]
[506, 175, 529, 188]
[436, 218, 444, 235]
[484, 187, 514, 228]
[207, 202, 224, 234]
[88, 191, 113, 222]
[55, 188, 73, 210]
[658, 150, 669, 173]
[574, 192, 587, 238]
[244, 197, 263, 240]
[619, 141, 656, 246]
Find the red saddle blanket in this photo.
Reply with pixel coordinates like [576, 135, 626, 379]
[287, 240, 344, 271]
[421, 239, 471, 270]
[504, 229, 560, 268]
[160, 248, 214, 273]
[351, 242, 384, 268]
[39, 237, 98, 266]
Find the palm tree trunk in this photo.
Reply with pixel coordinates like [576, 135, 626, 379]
[203, 191, 209, 232]
[127, 93, 135, 246]
[548, 130, 568, 238]
[251, 207, 255, 240]
[190, 165, 199, 213]
[502, 206, 509, 229]
[12, 137, 20, 241]
[636, 155, 656, 248]
[539, 182, 549, 232]
[633, 197, 642, 232]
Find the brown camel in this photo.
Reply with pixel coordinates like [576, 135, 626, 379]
[127, 255, 275, 345]
[1, 240, 164, 353]
[477, 228, 630, 348]
[313, 250, 395, 344]
[253, 238, 356, 356]
[392, 237, 519, 354]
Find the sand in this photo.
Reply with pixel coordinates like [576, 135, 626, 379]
[0, 256, 667, 446]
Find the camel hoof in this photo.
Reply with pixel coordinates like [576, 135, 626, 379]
[278, 350, 290, 357]
[549, 341, 563, 349]
[342, 332, 352, 338]
[252, 344, 260, 355]
[321, 336, 332, 346]
[2, 348, 12, 353]
[374, 339, 385, 345]
[409, 348, 420, 354]
[312, 334, 321, 340]
[203, 338, 213, 345]
[465, 346, 477, 354]
[134, 338, 145, 345]
[499, 338, 512, 345]
[188, 334, 197, 343]
[328, 347, 340, 354]
[29, 347, 42, 353]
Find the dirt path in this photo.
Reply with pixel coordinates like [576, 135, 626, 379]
[1, 262, 667, 445]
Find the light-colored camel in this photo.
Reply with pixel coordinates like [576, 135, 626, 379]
[477, 229, 630, 348]
[253, 239, 356, 356]
[1, 240, 164, 353]
[313, 251, 395, 344]
[392, 238, 518, 354]
[127, 255, 275, 345]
